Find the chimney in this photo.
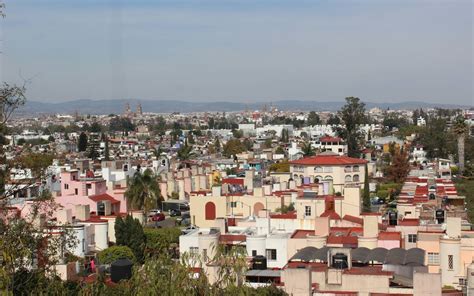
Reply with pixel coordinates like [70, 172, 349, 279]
[75, 204, 90, 221]
[362, 214, 378, 238]
[446, 217, 461, 238]
[212, 186, 222, 197]
[315, 216, 330, 237]
[214, 218, 228, 234]
[57, 209, 72, 224]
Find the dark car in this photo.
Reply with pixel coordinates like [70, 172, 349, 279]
[151, 212, 165, 222]
[170, 209, 182, 217]
[177, 212, 190, 225]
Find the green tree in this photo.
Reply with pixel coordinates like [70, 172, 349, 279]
[115, 215, 145, 262]
[125, 169, 163, 213]
[177, 141, 195, 161]
[452, 116, 469, 174]
[98, 245, 136, 264]
[77, 132, 88, 152]
[104, 134, 110, 161]
[223, 139, 246, 158]
[144, 227, 181, 257]
[281, 128, 289, 143]
[327, 114, 341, 125]
[275, 146, 285, 155]
[307, 111, 321, 126]
[301, 141, 315, 157]
[335, 97, 366, 157]
[214, 137, 221, 153]
[362, 164, 371, 212]
[418, 116, 455, 159]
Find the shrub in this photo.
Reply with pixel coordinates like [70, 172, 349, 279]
[98, 246, 136, 264]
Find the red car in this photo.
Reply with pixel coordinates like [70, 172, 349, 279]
[151, 213, 165, 222]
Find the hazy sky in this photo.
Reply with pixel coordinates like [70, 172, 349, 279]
[1, 0, 473, 105]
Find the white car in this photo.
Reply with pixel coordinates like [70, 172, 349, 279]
[148, 209, 162, 217]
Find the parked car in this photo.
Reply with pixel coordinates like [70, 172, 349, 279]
[148, 209, 162, 217]
[151, 212, 165, 222]
[170, 209, 181, 217]
[181, 224, 198, 234]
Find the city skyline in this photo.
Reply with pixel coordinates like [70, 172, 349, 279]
[1, 0, 473, 105]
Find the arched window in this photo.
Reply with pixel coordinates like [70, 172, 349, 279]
[324, 175, 333, 181]
[353, 174, 360, 182]
[315, 176, 323, 183]
[345, 175, 352, 182]
[353, 165, 360, 172]
[205, 202, 216, 220]
[314, 166, 323, 173]
[344, 166, 352, 173]
[253, 202, 265, 216]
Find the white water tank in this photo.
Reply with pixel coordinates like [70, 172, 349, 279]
[440, 237, 461, 287]
[467, 261, 474, 296]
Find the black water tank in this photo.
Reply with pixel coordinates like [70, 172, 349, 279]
[332, 253, 348, 269]
[436, 209, 445, 224]
[253, 256, 267, 270]
[388, 212, 398, 226]
[110, 259, 133, 283]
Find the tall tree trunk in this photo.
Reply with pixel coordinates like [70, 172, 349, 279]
[458, 133, 465, 174]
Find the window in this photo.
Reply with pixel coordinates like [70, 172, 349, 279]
[305, 206, 312, 217]
[408, 234, 417, 243]
[205, 202, 216, 220]
[323, 167, 333, 173]
[353, 165, 360, 172]
[353, 174, 360, 182]
[64, 184, 69, 190]
[324, 175, 333, 181]
[74, 188, 78, 195]
[86, 184, 92, 189]
[427, 252, 440, 265]
[344, 166, 352, 173]
[189, 247, 199, 255]
[459, 278, 467, 286]
[266, 249, 277, 261]
[448, 255, 453, 270]
[345, 175, 352, 182]
[252, 250, 257, 257]
[314, 166, 323, 173]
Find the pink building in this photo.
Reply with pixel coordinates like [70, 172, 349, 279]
[55, 170, 128, 216]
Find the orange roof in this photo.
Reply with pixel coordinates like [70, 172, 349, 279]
[270, 212, 297, 219]
[291, 229, 315, 239]
[319, 136, 343, 143]
[320, 209, 341, 220]
[342, 215, 363, 225]
[398, 219, 419, 226]
[343, 266, 393, 276]
[289, 154, 367, 166]
[378, 231, 402, 241]
[88, 193, 120, 204]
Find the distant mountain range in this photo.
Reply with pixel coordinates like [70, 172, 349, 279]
[17, 99, 470, 115]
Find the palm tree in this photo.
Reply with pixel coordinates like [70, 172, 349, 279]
[301, 141, 315, 157]
[452, 116, 469, 175]
[125, 168, 163, 213]
[177, 141, 196, 161]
